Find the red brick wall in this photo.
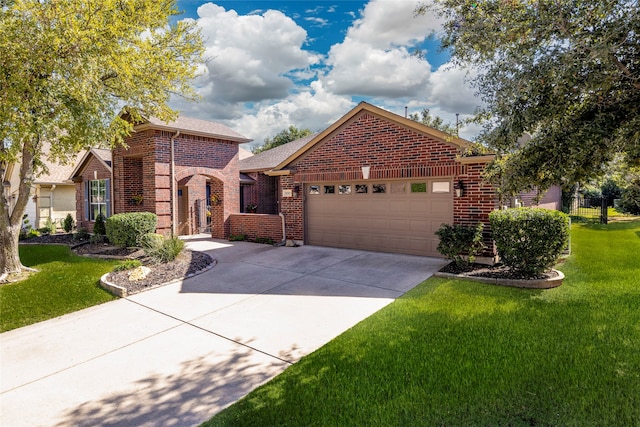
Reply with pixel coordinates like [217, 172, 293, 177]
[242, 173, 278, 214]
[229, 213, 284, 242]
[113, 129, 239, 237]
[74, 156, 112, 233]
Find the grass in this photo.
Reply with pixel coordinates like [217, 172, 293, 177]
[0, 245, 121, 332]
[206, 220, 640, 426]
[569, 206, 628, 222]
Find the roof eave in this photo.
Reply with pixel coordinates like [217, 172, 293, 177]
[134, 123, 252, 144]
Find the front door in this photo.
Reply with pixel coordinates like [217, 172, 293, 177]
[177, 186, 189, 235]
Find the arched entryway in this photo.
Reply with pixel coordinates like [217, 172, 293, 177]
[174, 167, 226, 238]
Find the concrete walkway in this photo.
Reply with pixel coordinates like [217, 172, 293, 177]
[1, 238, 446, 427]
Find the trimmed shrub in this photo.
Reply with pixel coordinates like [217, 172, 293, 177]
[489, 208, 570, 277]
[620, 179, 640, 215]
[63, 214, 75, 233]
[44, 217, 56, 235]
[93, 213, 106, 236]
[106, 212, 157, 248]
[141, 233, 184, 263]
[435, 223, 485, 267]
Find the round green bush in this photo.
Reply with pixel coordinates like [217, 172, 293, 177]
[105, 212, 157, 248]
[620, 179, 640, 215]
[489, 208, 570, 277]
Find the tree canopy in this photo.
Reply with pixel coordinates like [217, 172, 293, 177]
[409, 108, 458, 135]
[0, 0, 204, 275]
[252, 125, 312, 154]
[419, 0, 640, 194]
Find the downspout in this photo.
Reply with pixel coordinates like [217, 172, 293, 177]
[278, 212, 286, 246]
[170, 131, 180, 236]
[50, 184, 56, 225]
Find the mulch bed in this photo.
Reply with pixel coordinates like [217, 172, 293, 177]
[21, 232, 214, 295]
[439, 262, 559, 281]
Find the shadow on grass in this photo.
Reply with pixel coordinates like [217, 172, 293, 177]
[209, 278, 640, 426]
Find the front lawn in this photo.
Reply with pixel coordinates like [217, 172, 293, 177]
[206, 220, 640, 426]
[0, 245, 120, 332]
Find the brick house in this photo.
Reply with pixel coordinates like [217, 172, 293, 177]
[237, 102, 560, 259]
[71, 115, 251, 237]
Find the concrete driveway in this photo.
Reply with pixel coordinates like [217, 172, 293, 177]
[1, 238, 446, 427]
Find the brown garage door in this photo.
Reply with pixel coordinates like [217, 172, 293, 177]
[305, 180, 453, 257]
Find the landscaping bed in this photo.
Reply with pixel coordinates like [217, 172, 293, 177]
[435, 262, 563, 289]
[23, 232, 214, 295]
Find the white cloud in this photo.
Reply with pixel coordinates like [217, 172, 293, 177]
[193, 3, 320, 104]
[321, 0, 442, 99]
[428, 63, 482, 114]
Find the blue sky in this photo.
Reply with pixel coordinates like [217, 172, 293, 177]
[171, 1, 481, 146]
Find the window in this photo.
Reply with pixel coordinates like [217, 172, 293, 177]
[324, 185, 335, 194]
[355, 184, 368, 194]
[411, 182, 427, 193]
[338, 185, 351, 195]
[372, 184, 386, 194]
[309, 185, 320, 195]
[432, 181, 451, 193]
[89, 179, 108, 220]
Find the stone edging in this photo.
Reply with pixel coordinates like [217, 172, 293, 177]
[100, 257, 217, 297]
[433, 269, 564, 289]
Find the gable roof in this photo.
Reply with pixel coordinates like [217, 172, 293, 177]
[270, 102, 473, 173]
[133, 115, 252, 143]
[69, 148, 113, 180]
[239, 132, 318, 172]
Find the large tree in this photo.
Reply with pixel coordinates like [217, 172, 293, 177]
[419, 0, 640, 194]
[252, 125, 312, 154]
[0, 0, 204, 276]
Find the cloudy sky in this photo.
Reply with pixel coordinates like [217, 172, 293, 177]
[172, 0, 482, 147]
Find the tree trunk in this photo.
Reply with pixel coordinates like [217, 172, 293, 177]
[0, 224, 22, 275]
[0, 138, 38, 275]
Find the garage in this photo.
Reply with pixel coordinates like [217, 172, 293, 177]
[305, 179, 453, 257]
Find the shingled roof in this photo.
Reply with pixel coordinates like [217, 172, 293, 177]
[239, 133, 318, 172]
[136, 115, 252, 143]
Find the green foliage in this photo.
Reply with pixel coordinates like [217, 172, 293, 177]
[141, 233, 184, 263]
[93, 213, 106, 236]
[27, 229, 40, 239]
[620, 178, 640, 215]
[601, 179, 623, 202]
[43, 217, 56, 235]
[0, 0, 204, 272]
[252, 125, 312, 154]
[489, 208, 570, 276]
[63, 213, 75, 233]
[422, 0, 640, 193]
[229, 234, 246, 241]
[113, 259, 142, 272]
[408, 108, 457, 135]
[435, 223, 485, 267]
[73, 228, 90, 242]
[105, 212, 157, 248]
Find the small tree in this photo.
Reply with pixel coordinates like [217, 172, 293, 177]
[63, 214, 75, 233]
[252, 126, 312, 154]
[93, 214, 106, 237]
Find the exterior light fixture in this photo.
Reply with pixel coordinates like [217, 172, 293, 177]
[454, 180, 464, 197]
[361, 166, 370, 180]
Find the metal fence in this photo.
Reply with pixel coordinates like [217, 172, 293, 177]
[567, 196, 608, 224]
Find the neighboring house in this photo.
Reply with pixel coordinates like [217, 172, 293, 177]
[71, 115, 251, 237]
[3, 142, 84, 230]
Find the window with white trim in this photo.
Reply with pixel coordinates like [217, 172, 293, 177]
[89, 179, 107, 220]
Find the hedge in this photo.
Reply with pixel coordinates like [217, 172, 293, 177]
[489, 208, 569, 277]
[105, 212, 157, 247]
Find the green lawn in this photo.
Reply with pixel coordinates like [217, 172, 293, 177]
[0, 245, 121, 332]
[206, 220, 640, 426]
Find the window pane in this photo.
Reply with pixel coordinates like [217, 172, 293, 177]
[324, 185, 335, 194]
[338, 185, 351, 195]
[391, 183, 406, 193]
[309, 185, 320, 195]
[411, 182, 427, 193]
[432, 182, 450, 193]
[372, 184, 386, 193]
[355, 184, 368, 193]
